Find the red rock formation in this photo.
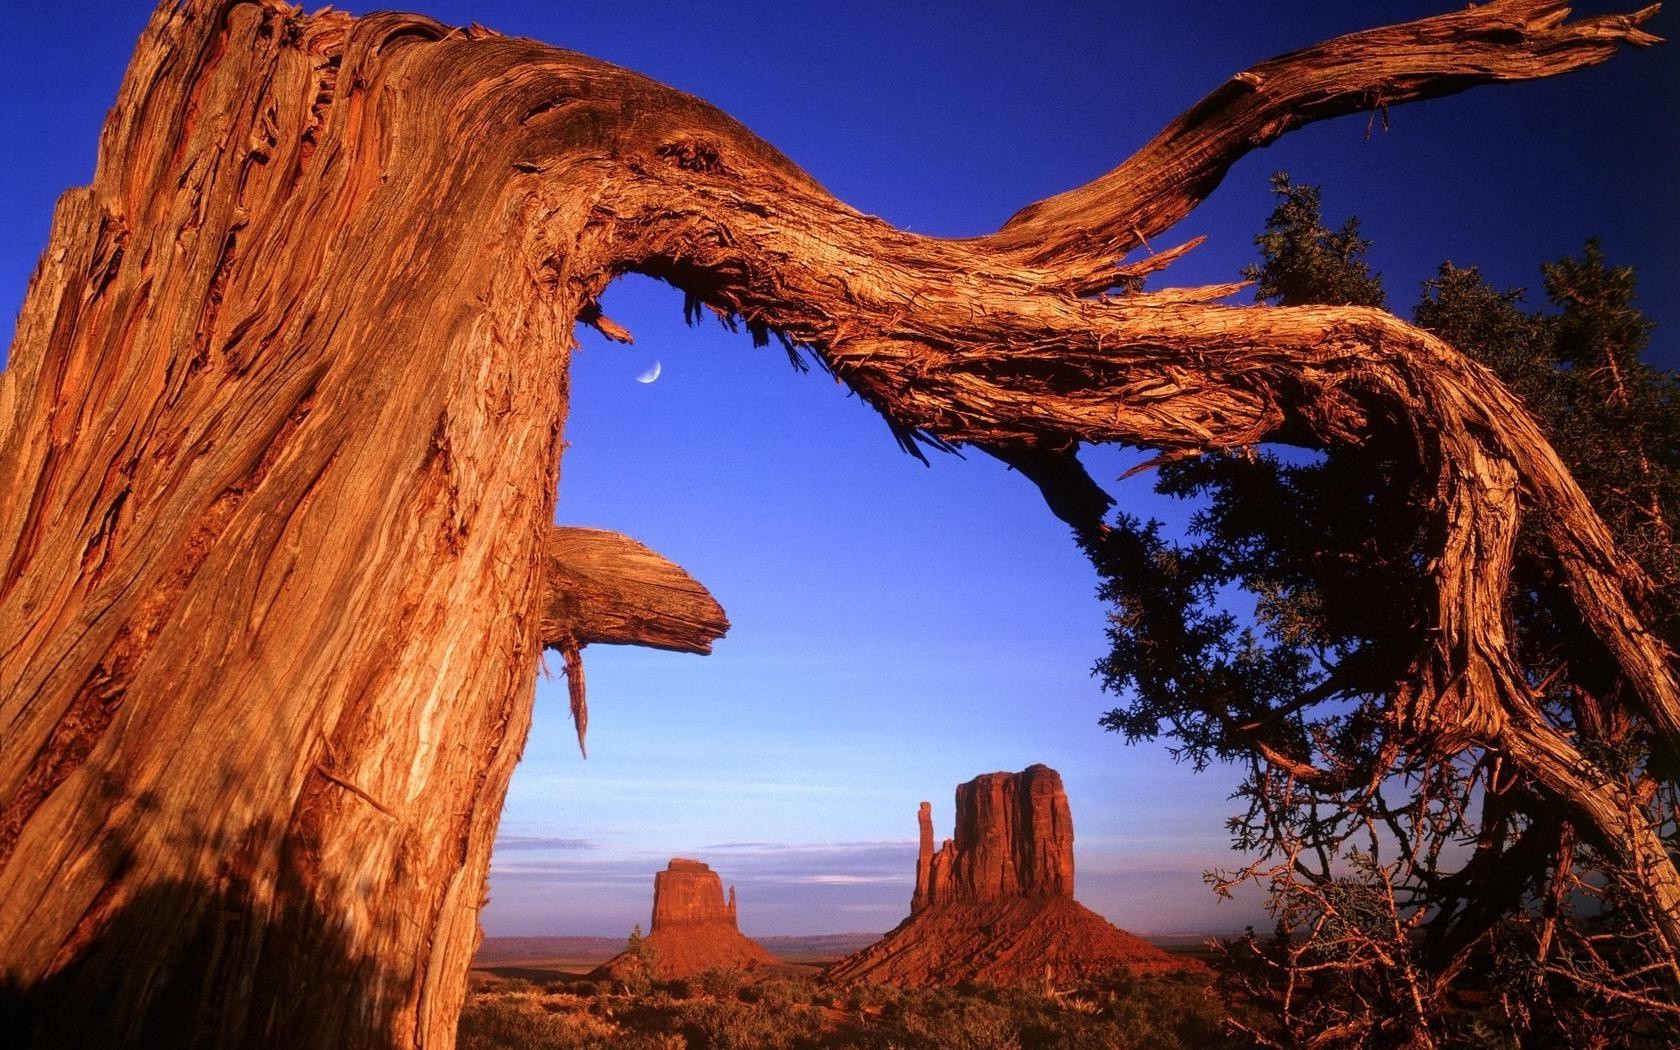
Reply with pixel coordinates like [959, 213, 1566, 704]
[829, 765, 1197, 987]
[913, 801, 936, 909]
[591, 859, 774, 982]
[914, 763, 1074, 909]
[652, 858, 740, 929]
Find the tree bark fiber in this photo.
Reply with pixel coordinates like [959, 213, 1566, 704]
[0, 1, 1669, 1046]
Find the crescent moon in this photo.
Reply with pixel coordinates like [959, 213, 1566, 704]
[635, 360, 662, 384]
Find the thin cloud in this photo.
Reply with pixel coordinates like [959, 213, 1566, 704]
[494, 835, 596, 851]
[725, 842, 916, 890]
[490, 865, 650, 885]
[701, 839, 913, 857]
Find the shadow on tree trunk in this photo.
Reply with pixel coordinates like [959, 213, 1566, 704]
[1, 813, 400, 1049]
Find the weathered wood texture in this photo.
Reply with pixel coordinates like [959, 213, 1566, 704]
[541, 526, 727, 755]
[542, 527, 727, 657]
[0, 0, 1669, 1046]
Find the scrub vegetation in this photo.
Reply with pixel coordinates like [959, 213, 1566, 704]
[458, 966, 1231, 1050]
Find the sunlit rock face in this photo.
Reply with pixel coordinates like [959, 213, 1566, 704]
[913, 763, 1074, 910]
[831, 765, 1198, 987]
[652, 857, 740, 929]
[591, 859, 774, 981]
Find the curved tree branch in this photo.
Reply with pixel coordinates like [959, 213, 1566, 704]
[541, 526, 727, 657]
[990, 0, 1663, 264]
[529, 1, 1678, 937]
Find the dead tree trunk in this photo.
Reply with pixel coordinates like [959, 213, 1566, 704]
[0, 1, 1668, 1046]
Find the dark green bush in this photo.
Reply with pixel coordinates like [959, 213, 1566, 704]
[741, 976, 819, 1010]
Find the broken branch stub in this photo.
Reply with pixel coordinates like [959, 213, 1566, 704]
[541, 526, 729, 755]
[541, 526, 728, 656]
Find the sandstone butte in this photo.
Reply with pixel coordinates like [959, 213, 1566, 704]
[826, 764, 1197, 986]
[591, 859, 775, 981]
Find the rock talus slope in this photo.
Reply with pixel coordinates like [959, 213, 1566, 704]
[592, 859, 774, 981]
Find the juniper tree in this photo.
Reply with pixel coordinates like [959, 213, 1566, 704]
[1087, 178, 1680, 1046]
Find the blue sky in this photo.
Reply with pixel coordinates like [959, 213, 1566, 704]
[4, 3, 1675, 938]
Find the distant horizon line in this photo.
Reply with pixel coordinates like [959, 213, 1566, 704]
[479, 928, 1248, 943]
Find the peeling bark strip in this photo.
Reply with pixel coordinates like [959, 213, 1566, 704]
[0, 1, 1669, 1047]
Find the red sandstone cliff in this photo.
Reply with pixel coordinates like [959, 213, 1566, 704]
[828, 765, 1195, 986]
[914, 764, 1074, 909]
[592, 859, 774, 981]
[652, 857, 741, 929]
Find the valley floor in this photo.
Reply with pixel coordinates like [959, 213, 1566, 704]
[462, 936, 1230, 1049]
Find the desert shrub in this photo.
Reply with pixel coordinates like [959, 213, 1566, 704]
[689, 965, 747, 1000]
[882, 988, 1022, 1050]
[741, 976, 819, 1010]
[842, 973, 1233, 1050]
[673, 995, 828, 1050]
[838, 981, 901, 1014]
[1088, 972, 1228, 1048]
[606, 988, 681, 1028]
[457, 992, 625, 1050]
[465, 965, 1230, 1049]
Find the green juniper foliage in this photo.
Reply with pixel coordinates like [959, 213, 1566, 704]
[1240, 174, 1386, 310]
[1085, 174, 1680, 1047]
[618, 924, 660, 997]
